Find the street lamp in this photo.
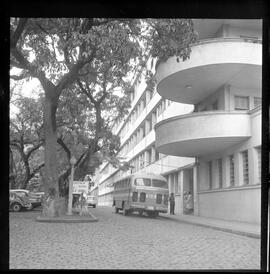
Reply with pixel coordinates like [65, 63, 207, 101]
[67, 155, 76, 215]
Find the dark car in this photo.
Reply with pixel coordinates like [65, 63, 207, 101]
[9, 191, 33, 212]
[10, 189, 42, 208]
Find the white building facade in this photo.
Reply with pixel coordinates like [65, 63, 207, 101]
[95, 19, 262, 225]
[94, 72, 195, 210]
[155, 19, 262, 224]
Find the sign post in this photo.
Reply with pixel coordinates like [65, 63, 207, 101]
[67, 156, 76, 215]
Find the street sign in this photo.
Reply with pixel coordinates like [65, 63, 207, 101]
[73, 181, 89, 194]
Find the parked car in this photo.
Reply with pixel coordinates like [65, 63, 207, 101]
[9, 191, 33, 212]
[10, 189, 42, 208]
[86, 195, 97, 208]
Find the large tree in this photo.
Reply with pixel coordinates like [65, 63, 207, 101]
[10, 18, 197, 216]
[10, 95, 44, 189]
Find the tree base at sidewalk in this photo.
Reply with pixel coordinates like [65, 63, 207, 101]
[41, 197, 67, 217]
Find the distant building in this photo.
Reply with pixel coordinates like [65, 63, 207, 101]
[95, 19, 262, 225]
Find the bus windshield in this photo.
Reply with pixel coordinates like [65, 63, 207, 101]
[152, 179, 168, 189]
[135, 178, 151, 186]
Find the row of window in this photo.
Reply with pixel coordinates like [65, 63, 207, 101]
[234, 96, 261, 110]
[129, 145, 166, 173]
[117, 89, 155, 140]
[208, 146, 261, 190]
[196, 95, 261, 112]
[119, 99, 170, 157]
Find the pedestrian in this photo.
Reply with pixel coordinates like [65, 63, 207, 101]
[186, 191, 193, 214]
[79, 191, 88, 216]
[169, 193, 175, 215]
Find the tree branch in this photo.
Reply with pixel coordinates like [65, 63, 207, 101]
[77, 80, 97, 105]
[25, 141, 44, 161]
[10, 18, 28, 49]
[29, 163, 45, 180]
[57, 137, 71, 160]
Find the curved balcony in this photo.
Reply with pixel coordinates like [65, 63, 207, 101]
[155, 111, 251, 157]
[155, 38, 262, 104]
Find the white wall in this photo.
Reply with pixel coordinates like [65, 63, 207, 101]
[198, 186, 261, 224]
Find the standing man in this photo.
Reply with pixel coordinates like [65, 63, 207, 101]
[169, 193, 175, 215]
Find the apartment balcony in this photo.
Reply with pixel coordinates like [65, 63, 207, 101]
[155, 111, 251, 157]
[155, 38, 262, 104]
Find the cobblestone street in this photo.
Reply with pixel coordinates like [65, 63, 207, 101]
[9, 206, 260, 270]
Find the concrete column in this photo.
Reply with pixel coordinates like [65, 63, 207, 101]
[145, 119, 150, 135]
[152, 112, 156, 129]
[178, 170, 184, 214]
[193, 165, 199, 216]
[146, 90, 151, 104]
[151, 146, 155, 163]
[145, 150, 150, 166]
[222, 156, 229, 188]
[212, 159, 219, 189]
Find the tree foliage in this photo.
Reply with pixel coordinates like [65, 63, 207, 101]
[10, 95, 44, 189]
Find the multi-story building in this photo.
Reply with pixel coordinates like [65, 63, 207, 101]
[155, 19, 262, 224]
[95, 19, 262, 225]
[94, 71, 195, 210]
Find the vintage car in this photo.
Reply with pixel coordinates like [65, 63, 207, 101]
[10, 189, 42, 208]
[86, 195, 97, 208]
[9, 191, 33, 212]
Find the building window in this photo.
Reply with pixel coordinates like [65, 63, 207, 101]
[208, 161, 212, 189]
[241, 150, 249, 185]
[254, 97, 262, 108]
[218, 159, 223, 188]
[229, 155, 235, 186]
[256, 146, 261, 183]
[234, 96, 249, 110]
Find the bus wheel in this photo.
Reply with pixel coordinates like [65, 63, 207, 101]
[115, 207, 119, 213]
[123, 203, 129, 216]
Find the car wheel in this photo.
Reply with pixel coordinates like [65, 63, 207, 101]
[11, 202, 22, 212]
[93, 205, 96, 208]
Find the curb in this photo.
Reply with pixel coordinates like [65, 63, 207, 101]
[162, 215, 260, 239]
[35, 212, 99, 223]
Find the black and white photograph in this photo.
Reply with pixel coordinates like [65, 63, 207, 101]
[4, 0, 269, 271]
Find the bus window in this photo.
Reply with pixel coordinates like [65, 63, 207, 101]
[152, 179, 168, 189]
[135, 178, 151, 186]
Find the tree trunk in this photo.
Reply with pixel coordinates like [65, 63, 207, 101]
[21, 159, 30, 189]
[41, 94, 66, 217]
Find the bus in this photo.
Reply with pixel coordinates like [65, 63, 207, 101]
[112, 172, 169, 217]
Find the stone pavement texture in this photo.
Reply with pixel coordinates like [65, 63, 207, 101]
[9, 206, 261, 270]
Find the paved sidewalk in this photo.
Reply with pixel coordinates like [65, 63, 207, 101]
[160, 213, 261, 238]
